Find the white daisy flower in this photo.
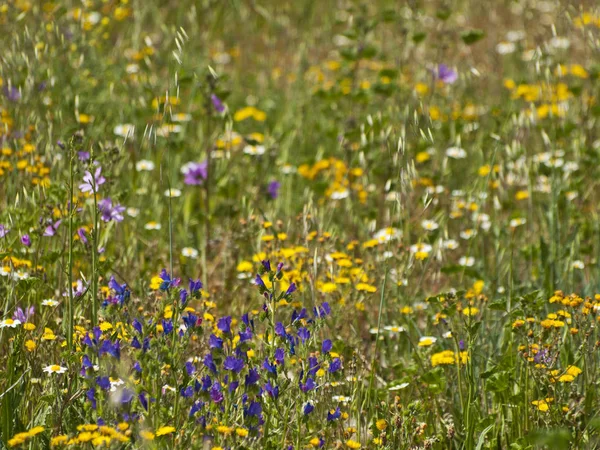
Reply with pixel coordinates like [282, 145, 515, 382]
[496, 42, 516, 54]
[459, 256, 475, 267]
[136, 160, 155, 172]
[421, 220, 439, 231]
[330, 189, 349, 200]
[164, 188, 181, 198]
[0, 318, 21, 328]
[509, 218, 526, 228]
[572, 260, 585, 270]
[126, 208, 140, 217]
[181, 247, 199, 259]
[446, 147, 467, 159]
[144, 221, 162, 230]
[43, 365, 67, 375]
[243, 145, 266, 156]
[374, 227, 401, 243]
[42, 299, 59, 307]
[442, 239, 459, 250]
[114, 124, 135, 138]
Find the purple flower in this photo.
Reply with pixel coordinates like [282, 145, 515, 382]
[300, 377, 316, 393]
[262, 358, 277, 375]
[223, 356, 245, 373]
[262, 260, 272, 273]
[108, 276, 129, 305]
[13, 306, 34, 322]
[245, 368, 260, 386]
[79, 167, 106, 193]
[275, 322, 286, 337]
[209, 334, 224, 349]
[217, 316, 232, 334]
[77, 227, 88, 244]
[210, 381, 224, 403]
[267, 181, 281, 199]
[285, 283, 297, 297]
[158, 269, 180, 291]
[254, 274, 265, 288]
[78, 151, 90, 161]
[264, 381, 279, 399]
[43, 220, 62, 237]
[322, 339, 333, 353]
[274, 348, 285, 365]
[20, 234, 31, 247]
[0, 224, 9, 238]
[98, 198, 125, 223]
[303, 403, 314, 415]
[298, 327, 310, 344]
[436, 64, 458, 84]
[4, 86, 20, 102]
[204, 353, 217, 374]
[329, 358, 342, 373]
[87, 388, 97, 410]
[139, 392, 148, 411]
[211, 94, 225, 113]
[182, 161, 208, 185]
[327, 406, 341, 421]
[245, 401, 262, 417]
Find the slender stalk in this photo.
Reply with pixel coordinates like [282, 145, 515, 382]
[66, 146, 74, 350]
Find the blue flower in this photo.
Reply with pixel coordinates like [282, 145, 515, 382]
[139, 392, 148, 411]
[274, 348, 285, 365]
[261, 260, 272, 272]
[303, 402, 314, 415]
[245, 368, 260, 386]
[284, 282, 297, 296]
[329, 358, 342, 373]
[264, 382, 279, 399]
[159, 269, 180, 291]
[327, 406, 341, 421]
[239, 328, 253, 342]
[262, 358, 277, 375]
[185, 361, 196, 376]
[96, 376, 110, 390]
[209, 334, 224, 349]
[203, 353, 217, 374]
[210, 381, 224, 403]
[322, 339, 333, 353]
[161, 319, 173, 335]
[217, 316, 232, 334]
[298, 327, 310, 344]
[275, 322, 286, 337]
[223, 356, 245, 373]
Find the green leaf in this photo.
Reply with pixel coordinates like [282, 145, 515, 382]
[461, 29, 485, 45]
[475, 424, 494, 450]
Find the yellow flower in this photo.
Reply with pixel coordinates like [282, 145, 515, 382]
[150, 275, 162, 290]
[51, 435, 68, 446]
[376, 419, 387, 431]
[235, 428, 248, 437]
[23, 322, 36, 331]
[532, 400, 549, 411]
[346, 439, 361, 449]
[319, 282, 337, 293]
[25, 340, 36, 352]
[233, 106, 266, 122]
[355, 283, 376, 293]
[462, 307, 479, 317]
[155, 426, 175, 437]
[237, 261, 253, 272]
[140, 430, 155, 440]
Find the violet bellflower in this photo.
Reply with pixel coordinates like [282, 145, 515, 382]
[436, 64, 458, 84]
[182, 161, 208, 185]
[79, 167, 106, 193]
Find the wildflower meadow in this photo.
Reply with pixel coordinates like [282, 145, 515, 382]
[2, 1, 600, 448]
